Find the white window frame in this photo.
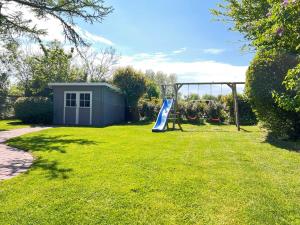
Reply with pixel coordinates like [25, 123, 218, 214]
[79, 93, 91, 109]
[65, 92, 77, 108]
[63, 91, 93, 125]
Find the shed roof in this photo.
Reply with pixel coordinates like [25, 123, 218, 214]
[48, 82, 122, 93]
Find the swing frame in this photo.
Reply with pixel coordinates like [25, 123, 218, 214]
[161, 82, 245, 131]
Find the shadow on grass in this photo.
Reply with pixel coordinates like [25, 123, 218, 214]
[8, 134, 98, 154]
[6, 121, 28, 126]
[265, 137, 300, 152]
[6, 121, 41, 127]
[32, 157, 73, 179]
[8, 135, 99, 179]
[123, 121, 153, 126]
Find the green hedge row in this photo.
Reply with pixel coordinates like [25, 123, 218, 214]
[14, 97, 53, 124]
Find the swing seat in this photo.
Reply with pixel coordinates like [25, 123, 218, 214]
[209, 118, 221, 123]
[187, 115, 198, 120]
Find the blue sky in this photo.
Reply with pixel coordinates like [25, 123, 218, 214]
[7, 0, 251, 93]
[76, 0, 253, 93]
[82, 0, 253, 66]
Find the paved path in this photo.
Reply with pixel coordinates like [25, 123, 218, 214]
[0, 127, 51, 181]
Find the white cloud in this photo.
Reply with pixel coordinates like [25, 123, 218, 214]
[74, 27, 114, 46]
[172, 48, 187, 54]
[118, 53, 248, 83]
[2, 2, 114, 46]
[203, 48, 225, 55]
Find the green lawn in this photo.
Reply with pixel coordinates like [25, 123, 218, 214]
[0, 124, 299, 224]
[0, 119, 30, 131]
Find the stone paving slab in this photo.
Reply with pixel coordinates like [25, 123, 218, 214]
[0, 127, 51, 181]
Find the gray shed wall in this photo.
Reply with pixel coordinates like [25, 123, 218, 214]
[52, 85, 125, 126]
[102, 87, 126, 125]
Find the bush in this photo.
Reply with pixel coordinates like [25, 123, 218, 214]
[246, 52, 300, 139]
[204, 102, 228, 122]
[138, 98, 162, 121]
[14, 97, 53, 124]
[182, 101, 206, 123]
[221, 94, 257, 125]
[144, 80, 160, 100]
[113, 66, 147, 121]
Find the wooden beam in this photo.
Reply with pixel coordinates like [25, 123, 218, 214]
[176, 82, 245, 86]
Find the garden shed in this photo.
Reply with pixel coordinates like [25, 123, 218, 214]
[49, 83, 125, 126]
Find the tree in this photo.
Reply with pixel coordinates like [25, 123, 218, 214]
[274, 63, 300, 113]
[12, 41, 85, 97]
[144, 79, 159, 100]
[112, 66, 146, 121]
[24, 42, 76, 97]
[186, 93, 200, 101]
[212, 0, 300, 53]
[246, 51, 300, 139]
[221, 94, 257, 125]
[0, 0, 113, 50]
[213, 0, 300, 139]
[0, 43, 14, 118]
[0, 73, 9, 118]
[145, 70, 178, 98]
[73, 46, 120, 82]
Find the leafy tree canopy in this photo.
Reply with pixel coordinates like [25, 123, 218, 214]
[0, 0, 113, 49]
[213, 0, 300, 115]
[112, 66, 146, 107]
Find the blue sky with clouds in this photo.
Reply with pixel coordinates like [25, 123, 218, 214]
[5, 0, 251, 92]
[81, 0, 253, 66]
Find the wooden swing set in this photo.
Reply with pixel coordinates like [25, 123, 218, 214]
[161, 81, 245, 131]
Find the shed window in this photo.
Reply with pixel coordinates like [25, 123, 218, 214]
[66, 93, 76, 107]
[80, 93, 91, 108]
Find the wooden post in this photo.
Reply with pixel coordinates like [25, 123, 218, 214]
[161, 85, 166, 99]
[227, 83, 240, 131]
[175, 84, 183, 131]
[172, 85, 176, 129]
[232, 84, 240, 131]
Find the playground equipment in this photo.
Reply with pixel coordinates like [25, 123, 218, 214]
[153, 81, 245, 132]
[152, 99, 176, 132]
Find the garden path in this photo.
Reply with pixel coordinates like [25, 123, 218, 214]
[0, 127, 51, 181]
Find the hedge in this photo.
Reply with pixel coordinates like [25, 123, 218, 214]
[14, 97, 53, 124]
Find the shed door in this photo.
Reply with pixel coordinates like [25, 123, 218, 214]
[64, 93, 77, 125]
[78, 93, 92, 125]
[64, 92, 92, 125]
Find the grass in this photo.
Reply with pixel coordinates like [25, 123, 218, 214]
[0, 124, 299, 224]
[0, 119, 30, 131]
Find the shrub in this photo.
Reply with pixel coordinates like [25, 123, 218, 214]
[14, 97, 53, 124]
[138, 98, 162, 121]
[221, 94, 257, 125]
[246, 52, 300, 139]
[204, 102, 228, 122]
[144, 80, 160, 100]
[113, 66, 146, 121]
[183, 101, 206, 123]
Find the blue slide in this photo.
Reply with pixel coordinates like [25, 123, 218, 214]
[152, 99, 174, 132]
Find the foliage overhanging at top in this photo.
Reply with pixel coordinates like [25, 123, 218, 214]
[0, 0, 113, 47]
[212, 0, 300, 52]
[212, 0, 300, 113]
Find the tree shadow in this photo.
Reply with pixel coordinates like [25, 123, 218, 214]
[32, 157, 73, 179]
[6, 121, 28, 126]
[265, 136, 300, 153]
[7, 134, 99, 154]
[7, 135, 99, 179]
[240, 128, 252, 133]
[123, 121, 153, 126]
